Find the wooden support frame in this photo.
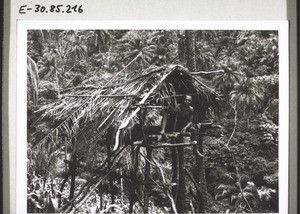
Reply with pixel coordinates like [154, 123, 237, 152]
[128, 107, 223, 213]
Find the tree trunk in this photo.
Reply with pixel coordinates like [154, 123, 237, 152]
[100, 193, 103, 210]
[171, 136, 187, 213]
[171, 141, 179, 209]
[120, 169, 124, 206]
[58, 172, 70, 207]
[106, 141, 115, 208]
[129, 145, 141, 213]
[178, 33, 186, 63]
[185, 30, 197, 73]
[68, 154, 77, 200]
[177, 146, 187, 213]
[144, 147, 152, 213]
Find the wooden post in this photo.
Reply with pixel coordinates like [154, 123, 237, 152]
[142, 107, 152, 213]
[129, 145, 140, 213]
[120, 169, 124, 206]
[143, 146, 152, 213]
[171, 139, 179, 206]
[100, 193, 103, 210]
[193, 136, 208, 213]
[68, 154, 77, 200]
[68, 138, 78, 201]
[106, 140, 115, 209]
[176, 136, 187, 213]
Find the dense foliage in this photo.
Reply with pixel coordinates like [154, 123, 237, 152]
[27, 29, 279, 213]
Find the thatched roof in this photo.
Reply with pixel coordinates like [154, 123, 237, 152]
[32, 65, 220, 149]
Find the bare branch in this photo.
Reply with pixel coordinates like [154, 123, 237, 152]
[226, 102, 237, 147]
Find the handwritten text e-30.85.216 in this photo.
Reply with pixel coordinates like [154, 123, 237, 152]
[19, 5, 83, 14]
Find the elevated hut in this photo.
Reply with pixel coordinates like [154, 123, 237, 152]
[33, 64, 220, 149]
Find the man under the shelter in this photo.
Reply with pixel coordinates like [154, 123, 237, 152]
[160, 95, 197, 143]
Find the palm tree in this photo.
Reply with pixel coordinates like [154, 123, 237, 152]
[68, 30, 88, 60]
[213, 58, 244, 95]
[150, 30, 177, 66]
[195, 31, 217, 71]
[94, 30, 111, 53]
[230, 77, 263, 127]
[121, 34, 156, 66]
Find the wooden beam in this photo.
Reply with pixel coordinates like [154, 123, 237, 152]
[149, 141, 197, 148]
[146, 132, 223, 138]
[133, 141, 144, 146]
[62, 94, 91, 97]
[133, 140, 197, 148]
[147, 132, 191, 138]
[130, 105, 163, 109]
[62, 94, 136, 98]
[190, 69, 224, 75]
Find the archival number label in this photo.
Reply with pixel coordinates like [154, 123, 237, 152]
[19, 5, 83, 14]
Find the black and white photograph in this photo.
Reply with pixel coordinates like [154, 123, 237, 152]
[19, 21, 289, 213]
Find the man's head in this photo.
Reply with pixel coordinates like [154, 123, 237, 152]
[183, 95, 192, 106]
